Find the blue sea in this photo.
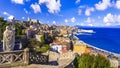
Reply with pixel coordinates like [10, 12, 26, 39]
[76, 27, 120, 53]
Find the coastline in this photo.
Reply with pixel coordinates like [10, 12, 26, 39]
[73, 35, 120, 57]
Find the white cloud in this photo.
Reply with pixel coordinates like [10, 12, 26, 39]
[3, 11, 14, 20]
[117, 15, 120, 22]
[95, 0, 120, 10]
[30, 3, 41, 13]
[79, 23, 84, 26]
[24, 8, 29, 14]
[105, 23, 111, 26]
[3, 12, 11, 16]
[103, 13, 114, 23]
[71, 17, 76, 23]
[22, 17, 25, 19]
[26, 0, 30, 2]
[116, 0, 120, 9]
[88, 23, 93, 26]
[95, 0, 111, 10]
[64, 19, 68, 23]
[11, 0, 24, 4]
[85, 7, 94, 16]
[75, 0, 80, 4]
[85, 17, 95, 23]
[78, 9, 82, 16]
[103, 13, 120, 24]
[39, 0, 61, 14]
[8, 15, 14, 20]
[79, 5, 86, 8]
[52, 21, 56, 24]
[77, 22, 94, 26]
[64, 17, 76, 23]
[98, 16, 101, 19]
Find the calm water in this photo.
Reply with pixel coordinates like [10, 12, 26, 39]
[76, 27, 120, 53]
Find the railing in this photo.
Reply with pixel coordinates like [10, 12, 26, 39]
[0, 48, 29, 68]
[29, 52, 49, 64]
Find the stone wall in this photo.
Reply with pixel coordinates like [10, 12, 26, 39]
[0, 48, 29, 68]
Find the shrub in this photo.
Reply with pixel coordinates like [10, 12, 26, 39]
[74, 53, 110, 68]
[27, 38, 50, 53]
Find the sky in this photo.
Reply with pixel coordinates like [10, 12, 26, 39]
[0, 0, 120, 27]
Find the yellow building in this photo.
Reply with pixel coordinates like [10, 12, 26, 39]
[74, 44, 87, 54]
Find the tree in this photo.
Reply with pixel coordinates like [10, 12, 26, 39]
[35, 44, 50, 53]
[27, 38, 50, 53]
[0, 17, 26, 41]
[0, 17, 5, 22]
[40, 34, 45, 43]
[0, 29, 2, 42]
[92, 54, 110, 68]
[74, 53, 110, 68]
[0, 17, 10, 42]
[74, 55, 80, 68]
[76, 54, 94, 68]
[15, 23, 25, 39]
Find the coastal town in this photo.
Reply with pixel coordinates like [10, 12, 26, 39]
[0, 17, 120, 68]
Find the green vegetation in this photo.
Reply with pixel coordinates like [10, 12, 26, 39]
[74, 53, 110, 68]
[0, 17, 26, 41]
[92, 54, 110, 68]
[15, 23, 26, 39]
[40, 34, 45, 43]
[27, 34, 50, 53]
[0, 17, 10, 42]
[35, 44, 50, 53]
[15, 23, 25, 35]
